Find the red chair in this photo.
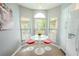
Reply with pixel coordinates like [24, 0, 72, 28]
[43, 39, 54, 44]
[26, 39, 36, 44]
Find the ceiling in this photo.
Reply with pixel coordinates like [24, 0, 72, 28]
[19, 3, 61, 10]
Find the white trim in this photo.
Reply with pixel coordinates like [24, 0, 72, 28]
[11, 46, 22, 56]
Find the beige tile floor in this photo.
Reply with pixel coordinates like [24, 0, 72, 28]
[15, 43, 65, 56]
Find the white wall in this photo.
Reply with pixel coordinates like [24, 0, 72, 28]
[59, 4, 70, 50]
[0, 4, 21, 56]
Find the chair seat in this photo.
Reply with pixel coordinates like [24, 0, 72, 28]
[26, 39, 35, 44]
[43, 39, 53, 44]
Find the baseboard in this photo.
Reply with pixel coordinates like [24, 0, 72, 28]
[11, 46, 22, 56]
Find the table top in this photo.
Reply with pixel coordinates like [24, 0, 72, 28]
[31, 35, 48, 40]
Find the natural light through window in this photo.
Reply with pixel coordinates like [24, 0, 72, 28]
[34, 13, 46, 18]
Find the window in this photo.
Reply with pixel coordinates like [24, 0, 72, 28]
[49, 17, 58, 30]
[33, 12, 47, 35]
[20, 12, 58, 42]
[34, 13, 46, 18]
[49, 17, 58, 42]
[21, 17, 31, 41]
[34, 18, 47, 35]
